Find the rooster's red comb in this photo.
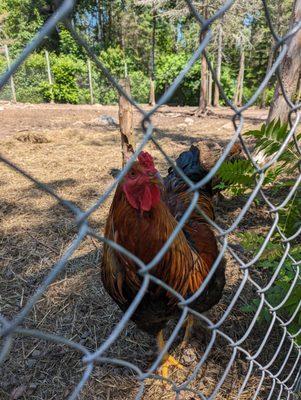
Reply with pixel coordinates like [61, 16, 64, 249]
[138, 151, 157, 173]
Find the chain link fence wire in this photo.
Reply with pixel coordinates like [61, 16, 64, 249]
[0, 45, 144, 105]
[0, 0, 300, 399]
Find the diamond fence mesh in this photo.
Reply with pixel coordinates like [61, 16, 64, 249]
[0, 0, 300, 399]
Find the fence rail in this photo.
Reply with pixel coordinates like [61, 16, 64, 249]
[0, 1, 300, 399]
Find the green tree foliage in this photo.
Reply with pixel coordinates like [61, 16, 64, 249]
[0, 0, 58, 52]
[0, 0, 295, 105]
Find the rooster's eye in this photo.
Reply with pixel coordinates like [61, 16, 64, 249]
[129, 170, 137, 179]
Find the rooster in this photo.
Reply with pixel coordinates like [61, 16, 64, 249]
[101, 146, 225, 378]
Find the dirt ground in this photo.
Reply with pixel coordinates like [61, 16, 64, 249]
[0, 103, 297, 400]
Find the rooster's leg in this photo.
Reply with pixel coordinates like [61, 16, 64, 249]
[156, 330, 184, 379]
[180, 314, 194, 349]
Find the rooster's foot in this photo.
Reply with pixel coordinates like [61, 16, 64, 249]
[159, 354, 184, 379]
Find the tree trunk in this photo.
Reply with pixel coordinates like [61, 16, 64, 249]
[97, 0, 102, 43]
[267, 0, 301, 123]
[297, 73, 301, 102]
[213, 24, 222, 107]
[196, 3, 208, 115]
[199, 49, 207, 112]
[234, 46, 245, 106]
[197, 31, 207, 114]
[119, 78, 135, 167]
[108, 1, 112, 44]
[97, 0, 106, 45]
[260, 42, 274, 108]
[149, 1, 156, 106]
[238, 50, 244, 106]
[207, 69, 212, 106]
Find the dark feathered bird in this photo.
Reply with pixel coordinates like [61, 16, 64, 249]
[101, 146, 225, 377]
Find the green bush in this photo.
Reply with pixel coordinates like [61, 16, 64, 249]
[262, 87, 274, 106]
[0, 55, 12, 101]
[98, 85, 118, 105]
[156, 52, 200, 105]
[129, 70, 149, 104]
[17, 53, 46, 103]
[220, 65, 236, 104]
[59, 28, 82, 57]
[40, 55, 86, 104]
[93, 71, 150, 105]
[155, 54, 237, 106]
[87, 48, 149, 104]
[0, 47, 275, 106]
[242, 85, 274, 106]
[0, 52, 47, 103]
[85, 47, 129, 105]
[100, 46, 131, 78]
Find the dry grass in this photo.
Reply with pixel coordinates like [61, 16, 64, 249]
[0, 104, 296, 399]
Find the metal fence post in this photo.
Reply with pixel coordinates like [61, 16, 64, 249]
[87, 58, 94, 105]
[45, 50, 54, 104]
[4, 44, 16, 103]
[119, 77, 135, 167]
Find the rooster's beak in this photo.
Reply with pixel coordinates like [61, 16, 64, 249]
[149, 173, 163, 187]
[149, 177, 159, 185]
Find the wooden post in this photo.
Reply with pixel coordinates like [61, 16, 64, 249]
[119, 78, 135, 167]
[149, 78, 155, 106]
[4, 45, 16, 103]
[45, 50, 54, 103]
[87, 59, 94, 104]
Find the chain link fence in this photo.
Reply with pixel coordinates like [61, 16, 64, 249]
[0, 46, 149, 105]
[0, 0, 300, 399]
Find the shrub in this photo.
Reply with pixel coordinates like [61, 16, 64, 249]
[0, 52, 47, 103]
[156, 52, 200, 105]
[17, 53, 46, 103]
[129, 70, 149, 104]
[0, 55, 12, 101]
[59, 28, 82, 57]
[99, 46, 132, 78]
[40, 55, 86, 104]
[220, 65, 236, 103]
